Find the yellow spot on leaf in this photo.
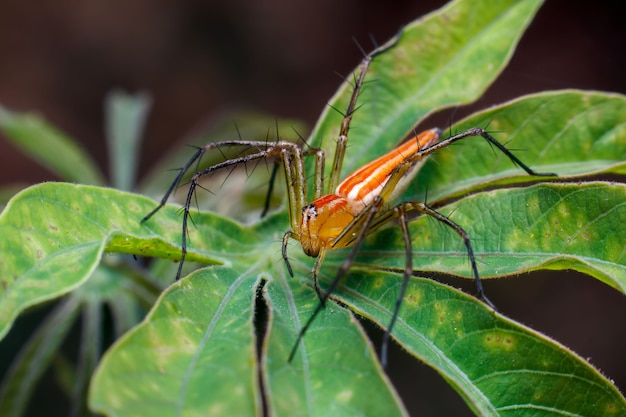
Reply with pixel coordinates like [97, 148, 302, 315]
[404, 288, 423, 307]
[373, 277, 383, 289]
[605, 402, 618, 415]
[484, 332, 515, 350]
[337, 389, 353, 403]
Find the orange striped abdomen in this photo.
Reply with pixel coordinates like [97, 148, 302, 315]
[336, 129, 440, 213]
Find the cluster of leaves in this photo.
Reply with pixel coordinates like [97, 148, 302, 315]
[1, 0, 625, 416]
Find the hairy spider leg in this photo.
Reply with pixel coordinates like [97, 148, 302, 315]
[280, 40, 404, 300]
[141, 140, 326, 280]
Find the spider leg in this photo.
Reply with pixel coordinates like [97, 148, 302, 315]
[282, 231, 296, 277]
[473, 129, 556, 176]
[328, 193, 495, 367]
[310, 147, 326, 200]
[177, 149, 286, 280]
[380, 205, 412, 369]
[311, 248, 327, 303]
[326, 54, 372, 193]
[336, 197, 493, 368]
[262, 145, 325, 218]
[141, 146, 205, 224]
[261, 161, 280, 218]
[143, 140, 291, 224]
[414, 127, 556, 177]
[400, 200, 495, 309]
[326, 35, 402, 193]
[143, 140, 307, 281]
[288, 196, 384, 364]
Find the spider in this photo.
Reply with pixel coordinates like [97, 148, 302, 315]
[141, 41, 554, 368]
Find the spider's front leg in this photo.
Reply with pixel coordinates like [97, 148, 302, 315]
[141, 139, 308, 281]
[281, 45, 382, 300]
[288, 195, 385, 364]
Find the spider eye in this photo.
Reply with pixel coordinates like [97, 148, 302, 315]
[302, 204, 318, 218]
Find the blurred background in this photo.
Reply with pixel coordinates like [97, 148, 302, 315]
[0, 0, 624, 415]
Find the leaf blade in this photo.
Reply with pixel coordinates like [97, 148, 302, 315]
[0, 182, 255, 340]
[334, 272, 626, 416]
[0, 295, 82, 417]
[262, 272, 408, 417]
[89, 267, 261, 417]
[105, 90, 152, 191]
[407, 90, 626, 203]
[340, 182, 626, 294]
[0, 105, 105, 185]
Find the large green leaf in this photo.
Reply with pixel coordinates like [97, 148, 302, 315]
[310, 0, 544, 179]
[351, 182, 626, 293]
[262, 270, 407, 417]
[90, 266, 263, 417]
[0, 184, 232, 340]
[334, 271, 625, 417]
[406, 90, 626, 203]
[90, 265, 408, 417]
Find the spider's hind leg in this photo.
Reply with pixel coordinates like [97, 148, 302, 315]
[400, 200, 495, 309]
[373, 198, 495, 367]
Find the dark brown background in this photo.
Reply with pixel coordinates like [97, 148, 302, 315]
[1, 0, 624, 415]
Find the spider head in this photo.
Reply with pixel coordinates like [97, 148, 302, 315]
[298, 194, 355, 257]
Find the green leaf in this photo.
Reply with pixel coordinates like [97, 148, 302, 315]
[310, 0, 544, 179]
[406, 90, 626, 202]
[105, 90, 152, 191]
[0, 105, 105, 185]
[90, 265, 408, 417]
[333, 271, 626, 416]
[0, 183, 234, 340]
[70, 299, 102, 417]
[262, 272, 407, 417]
[2, 178, 623, 415]
[90, 267, 263, 417]
[352, 182, 626, 294]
